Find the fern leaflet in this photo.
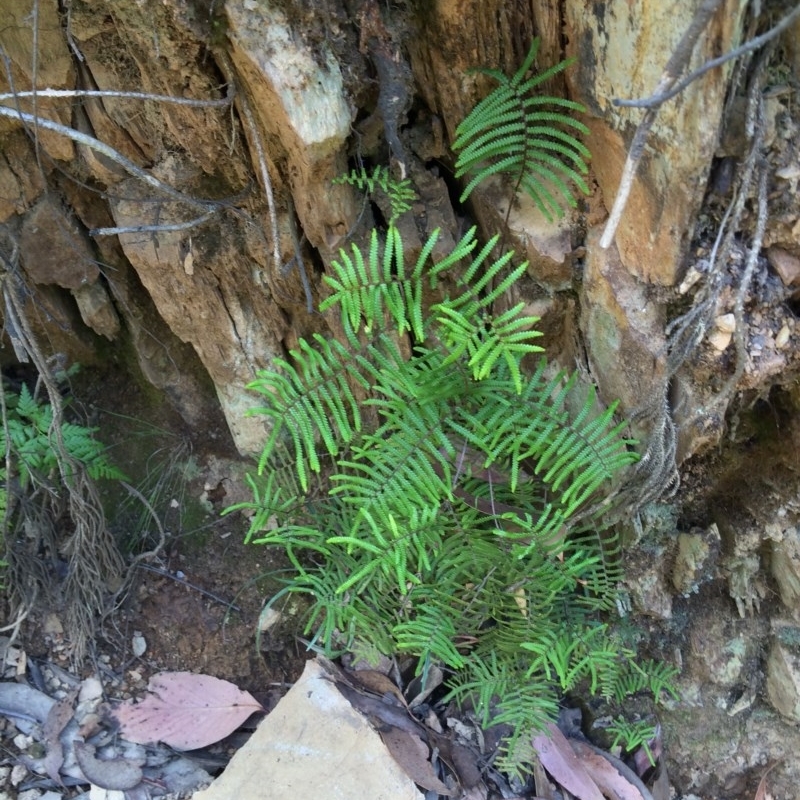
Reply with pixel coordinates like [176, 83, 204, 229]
[453, 38, 590, 221]
[333, 165, 417, 225]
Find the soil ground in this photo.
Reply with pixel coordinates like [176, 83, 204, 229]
[1, 365, 311, 795]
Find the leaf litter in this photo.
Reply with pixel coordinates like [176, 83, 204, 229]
[2, 652, 669, 799]
[327, 657, 666, 800]
[1, 664, 267, 796]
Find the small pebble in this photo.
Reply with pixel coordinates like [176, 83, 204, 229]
[9, 764, 27, 787]
[132, 633, 147, 658]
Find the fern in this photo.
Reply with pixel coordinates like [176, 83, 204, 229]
[1, 381, 126, 587]
[333, 165, 417, 225]
[453, 38, 590, 221]
[1, 383, 126, 496]
[233, 42, 677, 779]
[237, 219, 649, 769]
[610, 658, 681, 704]
[606, 717, 659, 766]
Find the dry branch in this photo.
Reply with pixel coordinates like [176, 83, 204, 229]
[614, 4, 800, 109]
[0, 106, 223, 212]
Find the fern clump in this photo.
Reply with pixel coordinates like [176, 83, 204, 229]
[1, 381, 126, 583]
[228, 217, 662, 768]
[1, 383, 126, 510]
[231, 45, 674, 776]
[453, 38, 591, 221]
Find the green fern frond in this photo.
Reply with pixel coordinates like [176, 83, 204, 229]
[1, 384, 127, 489]
[321, 225, 478, 341]
[321, 226, 422, 339]
[333, 165, 417, 225]
[431, 233, 544, 390]
[453, 38, 590, 221]
[393, 595, 467, 670]
[606, 717, 659, 765]
[612, 659, 680, 703]
[247, 334, 381, 490]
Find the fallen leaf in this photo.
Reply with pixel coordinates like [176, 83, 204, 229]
[532, 723, 604, 800]
[42, 688, 78, 783]
[75, 741, 143, 790]
[531, 751, 559, 800]
[112, 672, 264, 750]
[350, 669, 407, 707]
[754, 760, 780, 800]
[0, 681, 56, 724]
[379, 725, 455, 796]
[335, 680, 424, 738]
[406, 663, 444, 708]
[568, 739, 647, 800]
[429, 728, 482, 790]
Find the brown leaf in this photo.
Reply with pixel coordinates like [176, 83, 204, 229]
[42, 688, 77, 784]
[74, 741, 143, 790]
[429, 728, 482, 790]
[335, 680, 424, 739]
[349, 669, 407, 707]
[112, 671, 264, 750]
[406, 663, 444, 708]
[379, 725, 456, 796]
[568, 739, 647, 800]
[532, 723, 605, 800]
[531, 751, 559, 800]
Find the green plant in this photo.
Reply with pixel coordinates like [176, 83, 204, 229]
[606, 716, 659, 766]
[228, 218, 645, 766]
[333, 165, 417, 226]
[453, 38, 590, 221]
[1, 381, 126, 583]
[229, 43, 672, 776]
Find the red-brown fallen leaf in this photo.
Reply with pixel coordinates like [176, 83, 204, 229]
[568, 739, 646, 800]
[532, 723, 604, 800]
[112, 672, 264, 750]
[379, 726, 456, 796]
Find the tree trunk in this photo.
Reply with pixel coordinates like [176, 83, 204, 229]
[2, 0, 800, 795]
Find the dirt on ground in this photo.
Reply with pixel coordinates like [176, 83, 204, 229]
[0, 363, 310, 796]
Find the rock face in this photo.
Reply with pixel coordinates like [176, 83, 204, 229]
[0, 0, 777, 458]
[566, 0, 748, 286]
[226, 0, 358, 254]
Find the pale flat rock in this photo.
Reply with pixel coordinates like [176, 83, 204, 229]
[194, 659, 424, 800]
